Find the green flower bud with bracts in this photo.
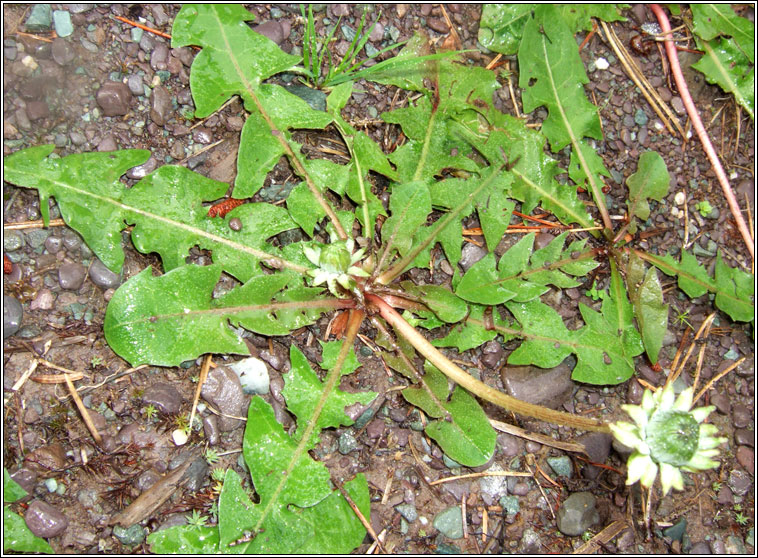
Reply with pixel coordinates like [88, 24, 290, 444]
[304, 237, 369, 297]
[609, 382, 726, 496]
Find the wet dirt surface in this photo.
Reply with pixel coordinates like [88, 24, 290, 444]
[2, 4, 755, 554]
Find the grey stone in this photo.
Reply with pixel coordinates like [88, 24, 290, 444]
[142, 382, 183, 415]
[501, 360, 574, 410]
[671, 96, 686, 115]
[479, 463, 509, 499]
[395, 503, 418, 522]
[433, 506, 463, 539]
[151, 5, 170, 27]
[77, 487, 99, 508]
[4, 231, 24, 251]
[66, 4, 92, 14]
[135, 469, 161, 491]
[728, 469, 751, 496]
[556, 492, 599, 536]
[117, 423, 162, 448]
[150, 42, 169, 71]
[576, 432, 612, 479]
[734, 428, 754, 447]
[61, 230, 81, 251]
[25, 500, 68, 538]
[459, 242, 487, 271]
[201, 366, 249, 431]
[139, 33, 154, 53]
[25, 4, 53, 31]
[192, 127, 212, 144]
[254, 20, 285, 45]
[96, 81, 132, 116]
[203, 415, 220, 445]
[51, 38, 75, 65]
[113, 524, 146, 546]
[518, 528, 542, 554]
[89, 258, 121, 289]
[127, 74, 144, 95]
[58, 262, 86, 290]
[4, 295, 23, 338]
[547, 455, 573, 478]
[710, 393, 731, 415]
[182, 457, 209, 492]
[338, 431, 360, 454]
[10, 467, 37, 497]
[97, 135, 118, 152]
[52, 10, 73, 37]
[150, 85, 172, 125]
[126, 156, 159, 179]
[480, 340, 504, 368]
[732, 404, 752, 429]
[283, 84, 326, 112]
[69, 131, 87, 146]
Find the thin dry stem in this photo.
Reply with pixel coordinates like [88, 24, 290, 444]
[4, 218, 67, 230]
[64, 373, 102, 445]
[187, 354, 213, 442]
[430, 470, 530, 486]
[694, 357, 745, 404]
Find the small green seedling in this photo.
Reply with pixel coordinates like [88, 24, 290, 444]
[204, 448, 220, 465]
[143, 404, 157, 421]
[186, 510, 209, 528]
[695, 200, 714, 217]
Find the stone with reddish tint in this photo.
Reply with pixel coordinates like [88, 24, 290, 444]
[25, 443, 67, 472]
[201, 366, 248, 431]
[142, 382, 183, 415]
[25, 500, 69, 538]
[26, 100, 50, 120]
[96, 81, 131, 116]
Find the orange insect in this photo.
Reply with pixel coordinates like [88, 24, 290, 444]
[4, 253, 12, 274]
[207, 198, 245, 218]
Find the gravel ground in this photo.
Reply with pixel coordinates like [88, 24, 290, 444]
[2, 4, 754, 554]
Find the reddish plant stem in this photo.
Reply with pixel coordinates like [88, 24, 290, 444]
[649, 4, 754, 261]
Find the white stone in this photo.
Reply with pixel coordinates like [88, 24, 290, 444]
[674, 191, 686, 205]
[21, 55, 38, 70]
[229, 357, 270, 395]
[594, 57, 609, 70]
[172, 428, 189, 446]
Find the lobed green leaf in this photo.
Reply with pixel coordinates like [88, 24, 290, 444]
[402, 363, 496, 466]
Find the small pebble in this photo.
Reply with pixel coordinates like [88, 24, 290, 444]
[25, 500, 69, 538]
[52, 10, 73, 37]
[433, 506, 464, 539]
[229, 357, 269, 394]
[51, 38, 75, 65]
[127, 74, 144, 95]
[58, 262, 86, 290]
[142, 382, 183, 415]
[89, 258, 121, 289]
[201, 366, 248, 431]
[556, 492, 599, 536]
[4, 295, 23, 338]
[96, 81, 132, 116]
[30, 288, 55, 311]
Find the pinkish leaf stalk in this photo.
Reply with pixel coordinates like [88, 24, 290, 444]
[649, 4, 754, 261]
